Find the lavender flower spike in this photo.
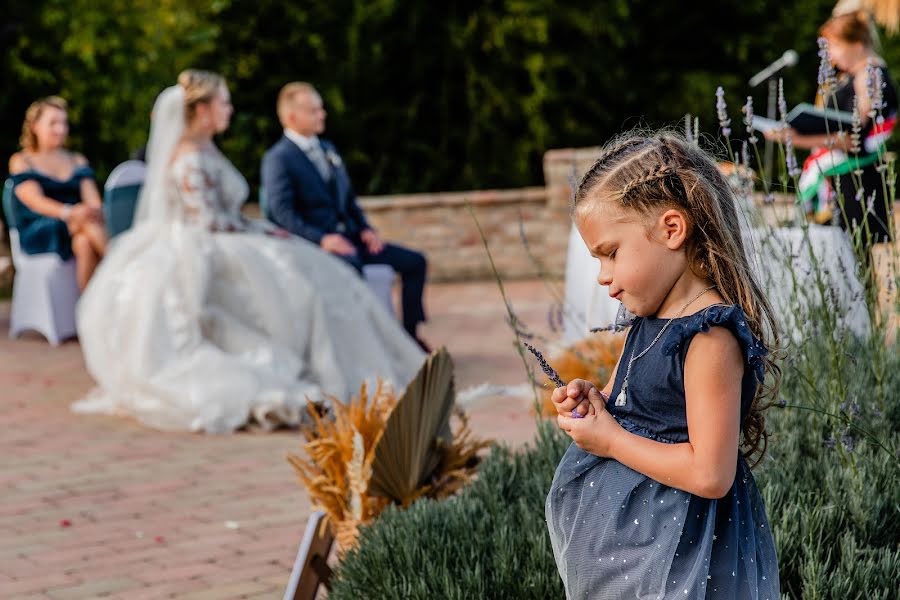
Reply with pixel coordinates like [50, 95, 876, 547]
[523, 342, 565, 388]
[777, 78, 788, 123]
[715, 87, 731, 137]
[817, 38, 836, 98]
[866, 59, 885, 118]
[742, 96, 758, 143]
[850, 97, 862, 155]
[785, 132, 800, 178]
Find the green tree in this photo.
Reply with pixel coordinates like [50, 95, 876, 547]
[3, 0, 899, 195]
[2, 0, 220, 178]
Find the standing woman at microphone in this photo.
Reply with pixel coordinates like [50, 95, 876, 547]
[767, 10, 897, 250]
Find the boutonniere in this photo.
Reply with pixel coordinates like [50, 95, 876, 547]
[326, 150, 343, 169]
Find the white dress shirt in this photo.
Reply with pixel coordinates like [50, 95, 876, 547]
[283, 128, 318, 153]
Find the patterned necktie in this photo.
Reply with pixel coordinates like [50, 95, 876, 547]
[306, 141, 331, 182]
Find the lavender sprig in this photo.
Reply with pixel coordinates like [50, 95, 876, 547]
[841, 427, 856, 452]
[742, 96, 758, 143]
[785, 132, 800, 178]
[866, 59, 885, 118]
[524, 342, 565, 387]
[817, 38, 836, 98]
[506, 315, 535, 340]
[777, 78, 788, 123]
[850, 96, 862, 155]
[715, 87, 731, 137]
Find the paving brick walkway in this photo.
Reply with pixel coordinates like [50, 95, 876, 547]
[0, 279, 561, 599]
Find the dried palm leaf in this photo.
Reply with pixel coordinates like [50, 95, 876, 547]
[369, 348, 456, 506]
[288, 358, 488, 551]
[422, 408, 493, 500]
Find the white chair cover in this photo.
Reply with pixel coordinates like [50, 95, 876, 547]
[7, 230, 79, 345]
[104, 160, 147, 190]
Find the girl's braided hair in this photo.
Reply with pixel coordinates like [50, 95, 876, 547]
[573, 131, 781, 467]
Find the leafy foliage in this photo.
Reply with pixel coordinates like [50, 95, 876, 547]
[5, 0, 900, 194]
[756, 335, 900, 599]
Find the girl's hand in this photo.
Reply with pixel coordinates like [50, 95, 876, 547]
[551, 379, 598, 418]
[556, 387, 621, 457]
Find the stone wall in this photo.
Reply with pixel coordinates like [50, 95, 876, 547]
[361, 186, 569, 282]
[358, 146, 602, 282]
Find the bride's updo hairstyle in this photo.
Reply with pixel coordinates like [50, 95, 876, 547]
[177, 69, 225, 121]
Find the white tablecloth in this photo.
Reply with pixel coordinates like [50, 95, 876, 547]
[563, 223, 870, 344]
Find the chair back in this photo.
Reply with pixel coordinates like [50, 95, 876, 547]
[104, 184, 142, 238]
[2, 178, 16, 230]
[104, 160, 147, 238]
[104, 160, 147, 190]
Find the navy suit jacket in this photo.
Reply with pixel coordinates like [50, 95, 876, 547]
[260, 135, 370, 244]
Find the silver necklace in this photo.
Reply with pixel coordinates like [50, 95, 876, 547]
[615, 285, 717, 407]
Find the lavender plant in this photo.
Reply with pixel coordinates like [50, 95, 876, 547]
[718, 42, 900, 597]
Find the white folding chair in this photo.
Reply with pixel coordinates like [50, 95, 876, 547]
[3, 179, 80, 345]
[283, 511, 334, 600]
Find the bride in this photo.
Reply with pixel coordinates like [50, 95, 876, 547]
[75, 70, 425, 432]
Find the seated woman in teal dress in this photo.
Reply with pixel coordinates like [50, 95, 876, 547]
[8, 96, 107, 290]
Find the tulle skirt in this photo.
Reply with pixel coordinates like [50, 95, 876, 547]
[74, 222, 424, 432]
[546, 418, 779, 599]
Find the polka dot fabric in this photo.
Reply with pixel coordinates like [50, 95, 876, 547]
[546, 305, 779, 599]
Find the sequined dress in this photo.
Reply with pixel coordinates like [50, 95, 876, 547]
[546, 305, 779, 599]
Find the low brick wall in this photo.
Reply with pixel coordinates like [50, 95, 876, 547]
[361, 187, 569, 282]
[355, 147, 600, 282]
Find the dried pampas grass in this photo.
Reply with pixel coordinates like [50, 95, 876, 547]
[287, 350, 491, 552]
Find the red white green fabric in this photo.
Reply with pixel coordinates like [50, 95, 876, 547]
[798, 115, 896, 202]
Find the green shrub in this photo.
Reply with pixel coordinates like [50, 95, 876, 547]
[329, 421, 569, 600]
[330, 335, 899, 599]
[756, 334, 900, 599]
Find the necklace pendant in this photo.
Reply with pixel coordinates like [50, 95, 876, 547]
[615, 380, 628, 407]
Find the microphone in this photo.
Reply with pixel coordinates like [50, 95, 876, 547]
[749, 50, 799, 87]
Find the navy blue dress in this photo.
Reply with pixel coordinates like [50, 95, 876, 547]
[546, 305, 779, 599]
[9, 166, 94, 260]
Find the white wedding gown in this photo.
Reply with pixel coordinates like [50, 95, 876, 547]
[74, 147, 425, 432]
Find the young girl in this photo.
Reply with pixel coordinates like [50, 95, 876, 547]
[546, 132, 781, 599]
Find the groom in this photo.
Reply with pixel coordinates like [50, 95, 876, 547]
[261, 82, 429, 349]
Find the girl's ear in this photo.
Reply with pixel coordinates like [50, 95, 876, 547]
[658, 208, 689, 250]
